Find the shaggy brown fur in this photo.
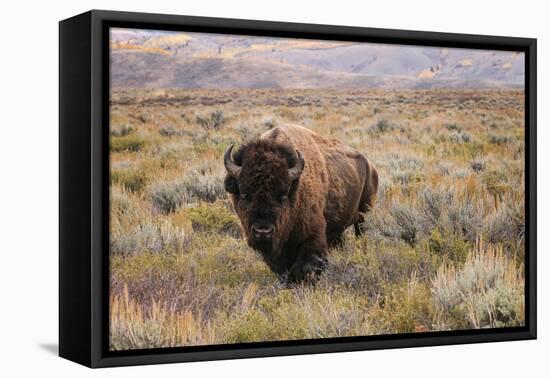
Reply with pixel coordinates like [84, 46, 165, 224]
[224, 124, 378, 282]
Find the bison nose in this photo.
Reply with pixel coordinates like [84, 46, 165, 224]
[251, 224, 275, 240]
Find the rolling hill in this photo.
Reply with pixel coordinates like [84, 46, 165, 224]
[110, 28, 524, 89]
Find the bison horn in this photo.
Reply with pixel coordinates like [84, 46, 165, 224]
[224, 145, 241, 176]
[288, 149, 305, 181]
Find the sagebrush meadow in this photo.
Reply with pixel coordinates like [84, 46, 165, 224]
[108, 28, 525, 351]
[109, 87, 525, 350]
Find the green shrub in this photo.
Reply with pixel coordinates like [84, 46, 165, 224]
[233, 121, 270, 141]
[446, 200, 482, 243]
[111, 124, 135, 137]
[149, 181, 188, 213]
[181, 171, 226, 203]
[432, 241, 524, 330]
[428, 228, 470, 265]
[110, 221, 191, 256]
[137, 113, 151, 124]
[149, 170, 226, 213]
[111, 135, 146, 152]
[323, 237, 430, 299]
[489, 134, 513, 145]
[157, 124, 193, 138]
[482, 169, 510, 198]
[221, 289, 308, 343]
[187, 234, 275, 288]
[449, 130, 473, 144]
[158, 124, 177, 137]
[186, 202, 241, 237]
[370, 119, 393, 133]
[262, 116, 276, 129]
[368, 277, 432, 334]
[196, 110, 226, 131]
[111, 185, 131, 214]
[485, 202, 525, 244]
[392, 203, 422, 246]
[445, 123, 462, 132]
[363, 202, 422, 246]
[470, 160, 486, 172]
[364, 185, 483, 248]
[388, 155, 424, 185]
[111, 166, 149, 192]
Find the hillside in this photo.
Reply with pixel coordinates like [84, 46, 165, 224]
[110, 28, 524, 89]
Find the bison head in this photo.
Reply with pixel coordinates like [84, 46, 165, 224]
[223, 140, 304, 254]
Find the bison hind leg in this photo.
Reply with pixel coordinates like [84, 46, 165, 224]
[354, 162, 378, 238]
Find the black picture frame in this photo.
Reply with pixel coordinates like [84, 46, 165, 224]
[59, 9, 537, 368]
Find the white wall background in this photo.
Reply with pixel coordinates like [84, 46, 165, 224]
[1, 0, 546, 375]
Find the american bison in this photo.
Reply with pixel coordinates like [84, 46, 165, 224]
[224, 124, 378, 282]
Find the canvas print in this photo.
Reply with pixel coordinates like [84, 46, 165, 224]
[108, 27, 526, 351]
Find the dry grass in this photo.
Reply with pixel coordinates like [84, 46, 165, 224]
[432, 239, 524, 330]
[109, 88, 525, 350]
[110, 285, 215, 350]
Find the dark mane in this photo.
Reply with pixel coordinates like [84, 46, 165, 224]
[233, 139, 298, 169]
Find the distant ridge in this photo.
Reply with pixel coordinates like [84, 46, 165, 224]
[110, 28, 525, 89]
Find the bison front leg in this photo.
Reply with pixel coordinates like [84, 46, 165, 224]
[288, 235, 328, 283]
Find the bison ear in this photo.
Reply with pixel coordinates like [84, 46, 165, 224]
[224, 175, 239, 194]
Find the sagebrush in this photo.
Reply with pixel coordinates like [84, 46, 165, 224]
[109, 88, 525, 349]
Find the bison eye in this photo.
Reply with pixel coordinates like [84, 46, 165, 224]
[279, 194, 288, 202]
[240, 193, 250, 201]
